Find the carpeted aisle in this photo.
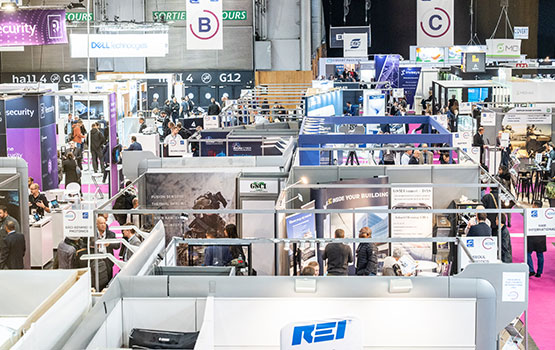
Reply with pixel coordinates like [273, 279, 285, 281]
[509, 214, 555, 350]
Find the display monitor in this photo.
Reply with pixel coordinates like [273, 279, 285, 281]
[467, 88, 489, 103]
[74, 100, 104, 120]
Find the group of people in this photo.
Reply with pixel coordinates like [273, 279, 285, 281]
[0, 206, 24, 270]
[202, 224, 247, 269]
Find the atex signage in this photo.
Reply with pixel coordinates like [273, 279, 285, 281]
[70, 33, 169, 58]
[239, 179, 279, 194]
[486, 39, 521, 58]
[153, 10, 247, 21]
[186, 0, 223, 50]
[343, 33, 368, 58]
[330, 26, 371, 48]
[0, 9, 68, 46]
[280, 318, 362, 349]
[416, 0, 454, 47]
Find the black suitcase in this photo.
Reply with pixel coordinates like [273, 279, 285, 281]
[129, 328, 199, 349]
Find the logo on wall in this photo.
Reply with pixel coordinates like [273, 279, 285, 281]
[201, 72, 213, 83]
[281, 318, 362, 349]
[545, 208, 555, 220]
[349, 38, 361, 49]
[249, 181, 267, 192]
[420, 7, 451, 38]
[417, 0, 454, 46]
[47, 14, 64, 39]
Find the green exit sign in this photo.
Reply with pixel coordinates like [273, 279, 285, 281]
[66, 12, 94, 22]
[152, 10, 247, 21]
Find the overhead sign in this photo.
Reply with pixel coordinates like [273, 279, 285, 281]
[0, 9, 68, 46]
[416, 0, 454, 47]
[459, 236, 498, 270]
[153, 10, 247, 21]
[66, 12, 93, 22]
[343, 33, 367, 58]
[280, 318, 362, 350]
[168, 139, 189, 157]
[239, 179, 279, 194]
[462, 52, 486, 73]
[486, 39, 521, 58]
[186, 0, 223, 50]
[70, 33, 169, 58]
[481, 112, 496, 126]
[63, 209, 94, 237]
[330, 26, 371, 48]
[513, 26, 529, 40]
[526, 208, 555, 236]
[1, 72, 88, 85]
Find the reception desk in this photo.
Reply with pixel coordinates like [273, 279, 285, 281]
[30, 216, 53, 268]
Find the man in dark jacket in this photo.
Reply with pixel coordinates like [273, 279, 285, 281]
[90, 122, 106, 173]
[96, 216, 120, 280]
[0, 206, 20, 268]
[467, 213, 492, 236]
[497, 214, 512, 264]
[473, 127, 486, 164]
[323, 229, 353, 276]
[0, 221, 25, 269]
[207, 98, 221, 116]
[356, 227, 378, 276]
[67, 141, 83, 169]
[528, 201, 546, 277]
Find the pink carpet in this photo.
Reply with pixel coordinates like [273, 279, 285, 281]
[510, 214, 555, 349]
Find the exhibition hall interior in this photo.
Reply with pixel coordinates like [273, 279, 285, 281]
[1, 0, 555, 349]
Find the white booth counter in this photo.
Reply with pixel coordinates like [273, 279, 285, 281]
[29, 216, 53, 268]
[51, 203, 72, 251]
[130, 133, 160, 156]
[0, 269, 91, 350]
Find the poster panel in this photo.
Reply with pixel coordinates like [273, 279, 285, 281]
[7, 128, 41, 188]
[526, 208, 555, 236]
[144, 171, 237, 245]
[399, 67, 421, 108]
[108, 93, 118, 197]
[390, 187, 434, 261]
[40, 123, 58, 191]
[186, 0, 223, 50]
[502, 108, 552, 153]
[416, 0, 454, 47]
[317, 178, 390, 262]
[374, 55, 400, 88]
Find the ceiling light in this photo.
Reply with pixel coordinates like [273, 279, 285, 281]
[1, 2, 18, 12]
[67, 0, 86, 9]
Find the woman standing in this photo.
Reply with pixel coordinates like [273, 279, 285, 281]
[62, 152, 81, 187]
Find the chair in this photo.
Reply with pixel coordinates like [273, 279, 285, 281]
[63, 182, 81, 203]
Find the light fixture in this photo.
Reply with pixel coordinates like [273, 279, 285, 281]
[284, 193, 304, 205]
[283, 176, 309, 192]
[67, 0, 86, 9]
[1, 2, 18, 12]
[283, 241, 290, 251]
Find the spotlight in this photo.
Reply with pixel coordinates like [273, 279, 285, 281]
[67, 0, 86, 9]
[1, 2, 18, 12]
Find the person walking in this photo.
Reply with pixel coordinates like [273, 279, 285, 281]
[62, 152, 81, 188]
[72, 120, 86, 149]
[322, 229, 353, 276]
[355, 227, 378, 276]
[90, 122, 106, 173]
[0, 221, 25, 269]
[528, 201, 546, 277]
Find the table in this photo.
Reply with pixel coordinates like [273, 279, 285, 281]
[30, 216, 53, 268]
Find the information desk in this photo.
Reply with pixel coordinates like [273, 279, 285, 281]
[30, 216, 53, 268]
[130, 133, 160, 156]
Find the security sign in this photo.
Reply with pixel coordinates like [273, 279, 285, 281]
[186, 0, 223, 50]
[417, 0, 454, 47]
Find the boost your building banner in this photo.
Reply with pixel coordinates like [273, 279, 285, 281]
[0, 9, 68, 46]
[416, 0, 454, 47]
[186, 0, 223, 50]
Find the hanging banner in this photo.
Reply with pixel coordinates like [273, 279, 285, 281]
[70, 33, 169, 58]
[416, 0, 454, 47]
[0, 9, 68, 46]
[63, 209, 94, 238]
[186, 0, 223, 50]
[486, 39, 521, 58]
[343, 33, 367, 58]
[399, 67, 421, 108]
[374, 55, 400, 88]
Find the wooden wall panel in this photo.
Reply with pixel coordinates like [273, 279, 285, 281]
[255, 71, 313, 86]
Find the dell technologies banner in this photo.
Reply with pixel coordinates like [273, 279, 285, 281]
[70, 33, 169, 58]
[0, 9, 68, 46]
